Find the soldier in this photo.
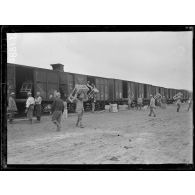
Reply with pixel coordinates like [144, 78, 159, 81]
[34, 91, 42, 121]
[51, 92, 64, 131]
[25, 92, 35, 124]
[148, 94, 156, 117]
[7, 92, 17, 123]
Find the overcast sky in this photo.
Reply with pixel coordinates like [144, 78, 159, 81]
[7, 31, 193, 91]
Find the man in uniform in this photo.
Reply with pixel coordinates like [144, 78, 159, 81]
[148, 94, 156, 117]
[51, 92, 64, 131]
[7, 92, 18, 123]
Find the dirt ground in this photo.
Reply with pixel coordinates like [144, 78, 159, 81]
[7, 103, 193, 164]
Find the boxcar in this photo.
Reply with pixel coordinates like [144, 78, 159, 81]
[7, 63, 60, 100]
[7, 63, 60, 114]
[7, 63, 190, 114]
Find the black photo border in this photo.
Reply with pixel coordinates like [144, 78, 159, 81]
[1, 25, 194, 171]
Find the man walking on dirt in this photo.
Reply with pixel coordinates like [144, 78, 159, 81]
[148, 94, 156, 117]
[51, 92, 64, 131]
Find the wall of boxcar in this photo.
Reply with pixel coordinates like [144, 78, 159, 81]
[115, 79, 123, 100]
[128, 81, 136, 99]
[108, 79, 115, 101]
[104, 79, 109, 100]
[151, 86, 156, 96]
[147, 85, 153, 98]
[59, 72, 69, 99]
[96, 77, 105, 101]
[160, 87, 165, 96]
[74, 74, 87, 85]
[34, 69, 59, 99]
[164, 88, 168, 98]
[138, 83, 144, 98]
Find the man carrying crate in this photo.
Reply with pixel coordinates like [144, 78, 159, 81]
[68, 84, 89, 128]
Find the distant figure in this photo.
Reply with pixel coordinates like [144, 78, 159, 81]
[148, 94, 156, 117]
[51, 92, 64, 131]
[63, 98, 68, 119]
[176, 98, 181, 112]
[137, 96, 143, 110]
[7, 92, 17, 123]
[91, 94, 96, 113]
[187, 98, 192, 111]
[75, 92, 85, 128]
[34, 91, 42, 121]
[161, 96, 167, 109]
[25, 92, 35, 124]
[128, 95, 132, 110]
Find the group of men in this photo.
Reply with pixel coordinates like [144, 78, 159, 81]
[127, 93, 192, 117]
[51, 90, 86, 131]
[7, 90, 86, 131]
[7, 91, 42, 124]
[7, 88, 192, 130]
[7, 79, 98, 131]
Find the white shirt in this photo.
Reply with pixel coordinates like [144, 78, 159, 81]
[26, 97, 35, 108]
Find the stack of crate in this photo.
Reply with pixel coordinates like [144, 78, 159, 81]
[110, 104, 118, 112]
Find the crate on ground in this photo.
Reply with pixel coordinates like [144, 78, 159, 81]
[105, 105, 110, 112]
[110, 104, 118, 112]
[118, 105, 128, 111]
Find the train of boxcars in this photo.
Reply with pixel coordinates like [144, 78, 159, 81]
[7, 63, 191, 115]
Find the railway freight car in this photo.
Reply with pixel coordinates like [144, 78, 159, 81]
[7, 63, 191, 115]
[7, 63, 60, 115]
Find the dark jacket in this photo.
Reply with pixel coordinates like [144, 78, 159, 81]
[51, 97, 64, 113]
